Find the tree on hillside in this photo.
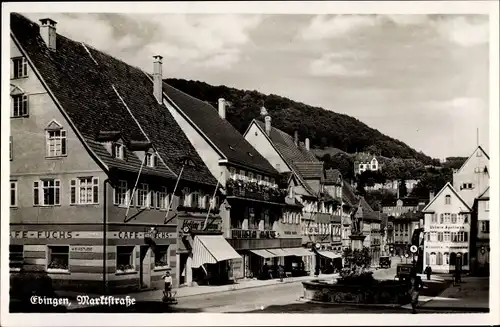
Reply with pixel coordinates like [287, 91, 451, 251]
[410, 168, 453, 200]
[320, 152, 355, 183]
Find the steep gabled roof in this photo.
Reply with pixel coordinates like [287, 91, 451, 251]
[11, 13, 217, 186]
[359, 197, 380, 221]
[161, 84, 279, 176]
[422, 182, 472, 212]
[354, 152, 377, 163]
[325, 168, 342, 185]
[294, 162, 324, 180]
[478, 186, 490, 200]
[342, 183, 357, 206]
[457, 145, 490, 174]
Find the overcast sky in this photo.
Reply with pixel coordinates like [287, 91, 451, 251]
[23, 13, 490, 159]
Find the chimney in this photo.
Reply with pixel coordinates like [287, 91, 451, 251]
[39, 18, 57, 51]
[294, 131, 299, 146]
[153, 55, 163, 104]
[265, 116, 272, 136]
[305, 138, 310, 151]
[429, 190, 435, 201]
[218, 98, 226, 119]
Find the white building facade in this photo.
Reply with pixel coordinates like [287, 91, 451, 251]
[422, 183, 472, 273]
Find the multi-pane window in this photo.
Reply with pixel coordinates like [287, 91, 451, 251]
[263, 209, 270, 229]
[10, 181, 18, 207]
[444, 231, 450, 242]
[431, 213, 437, 223]
[248, 172, 254, 181]
[229, 168, 237, 179]
[137, 183, 150, 208]
[114, 180, 129, 206]
[46, 130, 67, 157]
[47, 246, 69, 271]
[70, 177, 99, 204]
[191, 193, 200, 208]
[444, 252, 449, 265]
[451, 214, 457, 224]
[437, 232, 443, 242]
[9, 245, 24, 271]
[12, 57, 28, 79]
[445, 195, 451, 205]
[154, 245, 170, 269]
[11, 94, 29, 117]
[437, 252, 443, 265]
[239, 170, 246, 181]
[157, 186, 169, 210]
[116, 246, 135, 273]
[481, 221, 490, 233]
[113, 143, 125, 159]
[145, 153, 157, 167]
[33, 179, 61, 206]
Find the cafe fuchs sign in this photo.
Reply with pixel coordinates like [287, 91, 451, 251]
[231, 229, 277, 239]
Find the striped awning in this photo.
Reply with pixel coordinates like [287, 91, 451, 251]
[267, 248, 293, 257]
[191, 235, 241, 268]
[250, 249, 276, 258]
[284, 247, 314, 257]
[318, 251, 342, 259]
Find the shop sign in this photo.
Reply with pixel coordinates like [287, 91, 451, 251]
[284, 231, 298, 235]
[429, 225, 467, 230]
[144, 229, 171, 239]
[180, 219, 222, 233]
[70, 246, 93, 253]
[231, 229, 276, 239]
[11, 231, 73, 239]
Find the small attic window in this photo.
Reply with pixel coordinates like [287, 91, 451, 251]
[146, 152, 158, 168]
[229, 145, 235, 151]
[248, 152, 253, 157]
[183, 158, 196, 167]
[112, 142, 125, 160]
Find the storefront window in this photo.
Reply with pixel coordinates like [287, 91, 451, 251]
[154, 245, 170, 270]
[116, 246, 135, 273]
[47, 245, 69, 272]
[9, 244, 23, 271]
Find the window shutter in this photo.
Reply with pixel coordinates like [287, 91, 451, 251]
[33, 181, 39, 205]
[70, 179, 77, 204]
[61, 130, 67, 155]
[92, 177, 99, 204]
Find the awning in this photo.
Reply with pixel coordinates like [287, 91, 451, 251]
[250, 249, 275, 258]
[284, 247, 314, 257]
[267, 248, 292, 257]
[191, 235, 242, 268]
[318, 251, 342, 260]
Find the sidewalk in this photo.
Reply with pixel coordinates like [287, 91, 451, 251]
[419, 276, 489, 312]
[59, 273, 337, 310]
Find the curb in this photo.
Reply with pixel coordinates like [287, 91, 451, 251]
[297, 297, 404, 309]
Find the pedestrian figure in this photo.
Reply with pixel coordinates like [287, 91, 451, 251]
[161, 271, 173, 299]
[408, 270, 424, 314]
[278, 265, 285, 282]
[424, 265, 432, 280]
[453, 268, 461, 286]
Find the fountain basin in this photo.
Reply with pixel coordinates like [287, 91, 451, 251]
[302, 279, 410, 305]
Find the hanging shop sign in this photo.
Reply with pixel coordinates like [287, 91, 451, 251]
[231, 229, 276, 239]
[178, 217, 222, 234]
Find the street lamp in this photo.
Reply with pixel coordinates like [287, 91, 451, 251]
[313, 243, 321, 277]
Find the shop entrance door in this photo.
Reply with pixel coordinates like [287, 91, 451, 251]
[139, 245, 151, 289]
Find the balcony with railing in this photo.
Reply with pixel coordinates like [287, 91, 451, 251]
[226, 179, 287, 203]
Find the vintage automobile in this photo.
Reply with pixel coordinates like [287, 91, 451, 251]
[379, 256, 392, 269]
[396, 263, 414, 280]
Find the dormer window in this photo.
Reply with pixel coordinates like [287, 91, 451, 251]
[12, 57, 28, 79]
[145, 152, 157, 167]
[248, 172, 254, 181]
[256, 174, 262, 184]
[45, 120, 67, 158]
[113, 142, 125, 160]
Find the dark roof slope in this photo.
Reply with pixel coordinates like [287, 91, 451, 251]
[11, 13, 216, 186]
[342, 183, 357, 206]
[325, 168, 342, 185]
[162, 84, 278, 176]
[359, 197, 380, 221]
[294, 162, 324, 180]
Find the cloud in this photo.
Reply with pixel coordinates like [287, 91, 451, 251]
[23, 13, 263, 71]
[428, 97, 487, 115]
[299, 15, 379, 40]
[308, 53, 370, 77]
[435, 15, 489, 47]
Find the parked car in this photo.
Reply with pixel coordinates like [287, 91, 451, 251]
[379, 256, 391, 269]
[396, 263, 414, 281]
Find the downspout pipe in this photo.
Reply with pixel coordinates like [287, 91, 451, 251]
[103, 178, 111, 294]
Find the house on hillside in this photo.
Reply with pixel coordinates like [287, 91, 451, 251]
[160, 90, 305, 280]
[382, 197, 426, 218]
[422, 183, 472, 273]
[353, 152, 380, 176]
[452, 146, 490, 208]
[244, 119, 343, 274]
[9, 13, 225, 293]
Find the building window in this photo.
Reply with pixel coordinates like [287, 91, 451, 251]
[264, 176, 269, 185]
[10, 181, 18, 207]
[114, 180, 129, 206]
[154, 245, 170, 270]
[437, 232, 443, 242]
[437, 252, 443, 265]
[116, 246, 135, 273]
[191, 193, 200, 208]
[11, 94, 29, 117]
[270, 178, 276, 186]
[9, 245, 24, 271]
[47, 246, 69, 272]
[444, 252, 449, 265]
[12, 57, 28, 79]
[112, 143, 125, 160]
[451, 214, 457, 224]
[425, 252, 430, 265]
[158, 186, 169, 210]
[462, 214, 469, 223]
[444, 231, 450, 242]
[70, 177, 99, 205]
[248, 172, 254, 181]
[137, 183, 150, 208]
[256, 174, 262, 184]
[46, 130, 67, 157]
[33, 179, 61, 206]
[239, 170, 246, 181]
[430, 252, 436, 265]
[485, 201, 489, 211]
[145, 153, 157, 167]
[481, 221, 490, 233]
[229, 168, 237, 180]
[444, 213, 451, 224]
[282, 212, 287, 224]
[264, 209, 270, 229]
[445, 195, 451, 205]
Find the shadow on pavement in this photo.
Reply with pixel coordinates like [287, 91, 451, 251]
[70, 301, 203, 313]
[233, 302, 409, 314]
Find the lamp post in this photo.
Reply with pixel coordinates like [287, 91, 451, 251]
[313, 242, 321, 277]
